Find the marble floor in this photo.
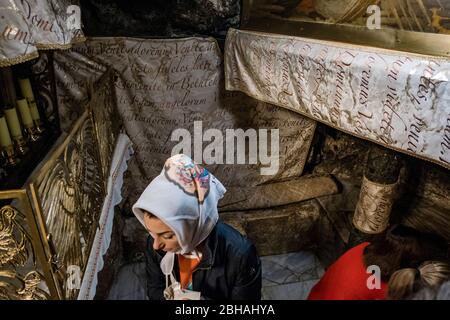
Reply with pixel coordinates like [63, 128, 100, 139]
[260, 251, 324, 300]
[106, 251, 324, 300]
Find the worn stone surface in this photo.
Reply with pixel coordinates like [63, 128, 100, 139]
[316, 178, 360, 214]
[80, 0, 171, 37]
[315, 175, 362, 245]
[80, 0, 240, 38]
[316, 180, 375, 250]
[346, 227, 375, 250]
[403, 161, 450, 212]
[312, 127, 449, 251]
[386, 159, 450, 242]
[220, 200, 322, 256]
[261, 280, 319, 300]
[365, 145, 401, 184]
[261, 251, 324, 287]
[219, 174, 339, 212]
[310, 202, 347, 268]
[312, 129, 369, 181]
[397, 198, 450, 243]
[171, 0, 241, 37]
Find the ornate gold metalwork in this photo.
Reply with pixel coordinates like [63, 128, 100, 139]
[29, 109, 106, 299]
[431, 8, 450, 34]
[13, 136, 29, 156]
[0, 191, 56, 300]
[0, 270, 49, 300]
[0, 52, 40, 68]
[242, 0, 450, 58]
[1, 70, 121, 300]
[0, 206, 27, 266]
[90, 71, 121, 182]
[1, 145, 17, 167]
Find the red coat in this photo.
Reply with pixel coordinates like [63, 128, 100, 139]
[308, 242, 388, 300]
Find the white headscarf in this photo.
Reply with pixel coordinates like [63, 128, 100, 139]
[132, 154, 226, 285]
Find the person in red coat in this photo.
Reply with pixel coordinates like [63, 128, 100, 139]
[308, 242, 388, 300]
[308, 225, 448, 300]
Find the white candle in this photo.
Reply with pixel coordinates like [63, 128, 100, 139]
[17, 99, 33, 128]
[4, 107, 23, 139]
[19, 78, 36, 101]
[0, 115, 13, 148]
[29, 101, 41, 121]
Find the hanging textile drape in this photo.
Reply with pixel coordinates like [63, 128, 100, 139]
[224, 28, 450, 171]
[0, 0, 85, 67]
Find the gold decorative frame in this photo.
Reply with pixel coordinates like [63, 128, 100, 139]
[1, 70, 121, 300]
[0, 190, 60, 299]
[89, 72, 121, 185]
[241, 1, 450, 58]
[29, 109, 106, 299]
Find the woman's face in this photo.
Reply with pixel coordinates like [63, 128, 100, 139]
[143, 212, 181, 252]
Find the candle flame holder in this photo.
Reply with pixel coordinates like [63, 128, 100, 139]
[24, 126, 41, 142]
[34, 119, 45, 134]
[13, 136, 29, 155]
[1, 144, 18, 166]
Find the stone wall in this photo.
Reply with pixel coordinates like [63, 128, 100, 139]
[80, 0, 240, 38]
[311, 124, 450, 248]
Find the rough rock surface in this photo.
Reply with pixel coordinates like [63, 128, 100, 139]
[220, 200, 323, 256]
[80, 0, 240, 38]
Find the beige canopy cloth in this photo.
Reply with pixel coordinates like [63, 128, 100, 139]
[54, 37, 317, 204]
[224, 28, 450, 170]
[0, 0, 85, 67]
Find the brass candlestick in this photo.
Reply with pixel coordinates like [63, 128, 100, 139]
[0, 114, 17, 166]
[1, 144, 17, 166]
[16, 98, 41, 142]
[24, 126, 40, 142]
[19, 78, 46, 134]
[27, 99, 45, 134]
[4, 106, 28, 156]
[13, 135, 29, 155]
[33, 118, 45, 134]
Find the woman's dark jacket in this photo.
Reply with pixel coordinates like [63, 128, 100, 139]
[145, 220, 262, 300]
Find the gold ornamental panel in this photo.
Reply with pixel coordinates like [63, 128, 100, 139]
[29, 109, 106, 299]
[0, 190, 59, 299]
[1, 69, 122, 299]
[242, 0, 450, 58]
[90, 71, 122, 182]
